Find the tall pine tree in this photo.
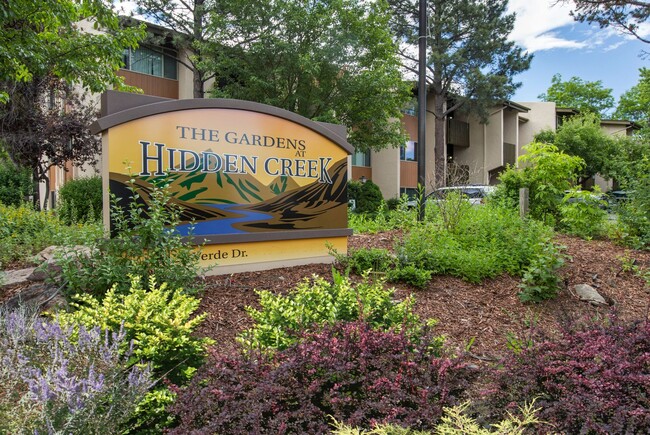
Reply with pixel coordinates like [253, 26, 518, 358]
[389, 0, 532, 186]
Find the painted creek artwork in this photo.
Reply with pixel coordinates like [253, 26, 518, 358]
[109, 158, 348, 236]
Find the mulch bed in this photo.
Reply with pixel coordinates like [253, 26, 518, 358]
[196, 232, 650, 358]
[3, 233, 649, 359]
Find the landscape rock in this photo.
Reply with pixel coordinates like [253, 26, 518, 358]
[2, 268, 36, 288]
[27, 245, 92, 282]
[1, 282, 67, 313]
[574, 283, 608, 306]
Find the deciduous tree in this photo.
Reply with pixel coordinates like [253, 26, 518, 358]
[0, 0, 144, 208]
[207, 0, 411, 152]
[0, 79, 101, 209]
[535, 112, 615, 183]
[538, 73, 615, 116]
[131, 0, 271, 98]
[0, 0, 144, 102]
[614, 67, 650, 127]
[389, 0, 532, 186]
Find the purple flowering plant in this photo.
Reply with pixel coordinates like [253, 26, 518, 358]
[0, 308, 152, 434]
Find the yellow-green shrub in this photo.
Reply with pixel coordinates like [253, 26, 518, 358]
[330, 401, 542, 434]
[239, 270, 422, 352]
[56, 276, 212, 384]
[0, 202, 101, 267]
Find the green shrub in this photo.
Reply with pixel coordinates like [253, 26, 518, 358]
[0, 202, 102, 268]
[559, 188, 608, 239]
[57, 176, 102, 224]
[56, 275, 211, 384]
[385, 197, 400, 210]
[494, 142, 585, 224]
[386, 265, 432, 288]
[518, 241, 567, 303]
[338, 247, 396, 274]
[0, 160, 33, 206]
[349, 180, 384, 214]
[396, 205, 553, 283]
[239, 270, 422, 352]
[433, 190, 473, 232]
[616, 156, 650, 249]
[348, 198, 419, 234]
[55, 276, 212, 433]
[56, 181, 204, 298]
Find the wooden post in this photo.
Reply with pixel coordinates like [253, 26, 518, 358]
[519, 187, 529, 218]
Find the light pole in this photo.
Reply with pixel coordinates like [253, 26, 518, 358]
[417, 0, 427, 221]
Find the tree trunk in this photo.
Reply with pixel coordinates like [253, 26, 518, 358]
[433, 91, 446, 188]
[42, 175, 50, 210]
[32, 168, 40, 210]
[193, 70, 204, 98]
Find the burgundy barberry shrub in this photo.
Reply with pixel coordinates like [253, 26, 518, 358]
[483, 317, 650, 434]
[169, 321, 474, 434]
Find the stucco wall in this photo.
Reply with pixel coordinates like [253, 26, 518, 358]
[370, 147, 400, 199]
[453, 112, 485, 184]
[517, 102, 556, 153]
[503, 108, 518, 145]
[601, 122, 634, 137]
[484, 109, 503, 172]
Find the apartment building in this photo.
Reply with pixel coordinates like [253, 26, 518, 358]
[43, 20, 200, 205]
[352, 100, 640, 200]
[44, 19, 640, 204]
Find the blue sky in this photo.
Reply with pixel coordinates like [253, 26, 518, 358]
[508, 0, 649, 111]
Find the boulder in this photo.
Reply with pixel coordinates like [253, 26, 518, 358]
[27, 245, 92, 281]
[574, 283, 608, 306]
[1, 282, 67, 313]
[2, 268, 36, 288]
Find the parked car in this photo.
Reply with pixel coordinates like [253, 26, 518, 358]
[407, 185, 495, 207]
[563, 190, 609, 209]
[607, 190, 630, 203]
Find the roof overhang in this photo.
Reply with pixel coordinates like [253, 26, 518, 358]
[503, 101, 530, 112]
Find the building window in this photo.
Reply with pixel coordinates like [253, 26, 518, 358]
[402, 98, 417, 116]
[400, 187, 418, 201]
[351, 150, 371, 167]
[123, 46, 178, 80]
[401, 140, 417, 161]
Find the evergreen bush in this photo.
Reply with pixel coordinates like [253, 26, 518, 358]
[58, 175, 102, 224]
[0, 159, 33, 206]
[349, 180, 384, 214]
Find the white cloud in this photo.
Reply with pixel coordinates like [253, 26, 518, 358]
[507, 0, 578, 52]
[631, 21, 650, 40]
[114, 1, 148, 21]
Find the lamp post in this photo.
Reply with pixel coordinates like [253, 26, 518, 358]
[417, 0, 427, 221]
